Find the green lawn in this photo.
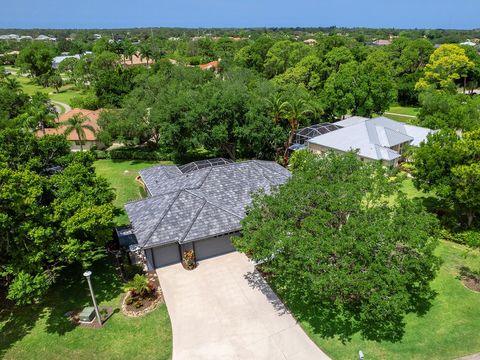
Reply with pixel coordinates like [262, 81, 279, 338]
[0, 260, 172, 360]
[305, 240, 480, 360]
[94, 159, 173, 226]
[388, 106, 420, 117]
[13, 75, 84, 107]
[1, 67, 86, 109]
[0, 159, 176, 360]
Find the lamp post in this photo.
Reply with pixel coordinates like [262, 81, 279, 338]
[83, 270, 102, 326]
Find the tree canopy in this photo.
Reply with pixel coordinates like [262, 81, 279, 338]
[234, 151, 440, 342]
[413, 129, 480, 227]
[0, 130, 116, 304]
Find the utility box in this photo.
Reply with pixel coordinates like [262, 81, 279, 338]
[79, 307, 96, 322]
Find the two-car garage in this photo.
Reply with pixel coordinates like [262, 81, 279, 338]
[145, 233, 237, 269]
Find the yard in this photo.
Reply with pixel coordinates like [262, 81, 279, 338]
[1, 66, 86, 111]
[297, 179, 480, 360]
[0, 260, 172, 360]
[93, 159, 173, 225]
[0, 159, 175, 360]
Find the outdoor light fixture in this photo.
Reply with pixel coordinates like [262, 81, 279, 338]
[83, 270, 102, 326]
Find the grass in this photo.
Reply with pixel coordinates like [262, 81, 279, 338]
[93, 159, 173, 225]
[388, 105, 420, 117]
[0, 159, 176, 360]
[1, 66, 86, 109]
[0, 260, 172, 360]
[297, 178, 480, 359]
[305, 241, 480, 360]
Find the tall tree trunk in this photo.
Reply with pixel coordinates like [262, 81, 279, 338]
[467, 210, 474, 227]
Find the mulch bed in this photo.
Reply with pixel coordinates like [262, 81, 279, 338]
[461, 277, 480, 292]
[65, 306, 114, 328]
[121, 271, 164, 317]
[458, 266, 480, 293]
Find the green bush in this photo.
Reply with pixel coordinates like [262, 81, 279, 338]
[440, 229, 480, 248]
[108, 147, 170, 161]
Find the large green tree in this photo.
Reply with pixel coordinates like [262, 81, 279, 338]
[16, 42, 55, 79]
[323, 50, 397, 118]
[413, 129, 480, 227]
[416, 44, 474, 93]
[235, 151, 439, 341]
[0, 130, 115, 304]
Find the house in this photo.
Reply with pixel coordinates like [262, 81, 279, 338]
[35, 35, 56, 41]
[121, 52, 154, 66]
[52, 54, 81, 69]
[460, 40, 476, 46]
[35, 108, 104, 151]
[199, 60, 220, 71]
[304, 38, 318, 46]
[124, 159, 290, 269]
[372, 39, 392, 46]
[306, 116, 434, 166]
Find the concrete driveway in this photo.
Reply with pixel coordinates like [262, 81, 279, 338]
[157, 252, 330, 360]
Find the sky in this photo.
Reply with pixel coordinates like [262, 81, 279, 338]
[0, 0, 477, 29]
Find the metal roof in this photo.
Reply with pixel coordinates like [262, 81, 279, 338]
[308, 116, 434, 162]
[125, 160, 290, 249]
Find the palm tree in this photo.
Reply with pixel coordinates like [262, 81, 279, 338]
[27, 106, 55, 135]
[139, 43, 154, 66]
[5, 77, 21, 92]
[267, 93, 288, 124]
[283, 98, 311, 162]
[62, 113, 96, 152]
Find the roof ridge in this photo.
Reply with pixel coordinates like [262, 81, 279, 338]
[251, 160, 288, 179]
[141, 191, 182, 249]
[183, 189, 243, 219]
[382, 126, 414, 140]
[123, 188, 181, 206]
[179, 196, 207, 243]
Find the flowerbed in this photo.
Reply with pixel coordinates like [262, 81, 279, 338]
[122, 289, 163, 317]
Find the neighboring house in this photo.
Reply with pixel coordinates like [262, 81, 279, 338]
[36, 35, 56, 41]
[199, 60, 220, 71]
[35, 108, 104, 151]
[304, 38, 318, 46]
[124, 159, 290, 270]
[307, 116, 434, 166]
[121, 52, 154, 66]
[52, 54, 81, 69]
[372, 39, 392, 46]
[460, 40, 476, 46]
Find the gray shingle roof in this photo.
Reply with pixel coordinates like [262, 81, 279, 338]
[125, 160, 290, 248]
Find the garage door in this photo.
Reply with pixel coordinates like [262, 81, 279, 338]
[152, 243, 181, 268]
[194, 235, 235, 261]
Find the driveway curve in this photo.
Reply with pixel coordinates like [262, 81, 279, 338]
[51, 100, 72, 114]
[157, 252, 330, 360]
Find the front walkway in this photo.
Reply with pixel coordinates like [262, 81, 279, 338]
[157, 252, 330, 360]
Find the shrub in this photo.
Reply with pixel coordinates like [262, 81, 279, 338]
[440, 229, 480, 248]
[108, 147, 170, 161]
[134, 301, 143, 308]
[124, 274, 152, 296]
[126, 297, 134, 305]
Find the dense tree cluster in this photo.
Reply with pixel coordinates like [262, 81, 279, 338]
[413, 129, 480, 227]
[0, 130, 116, 304]
[235, 151, 440, 341]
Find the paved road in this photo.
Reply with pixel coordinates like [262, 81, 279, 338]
[384, 111, 417, 119]
[157, 252, 331, 360]
[51, 100, 71, 114]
